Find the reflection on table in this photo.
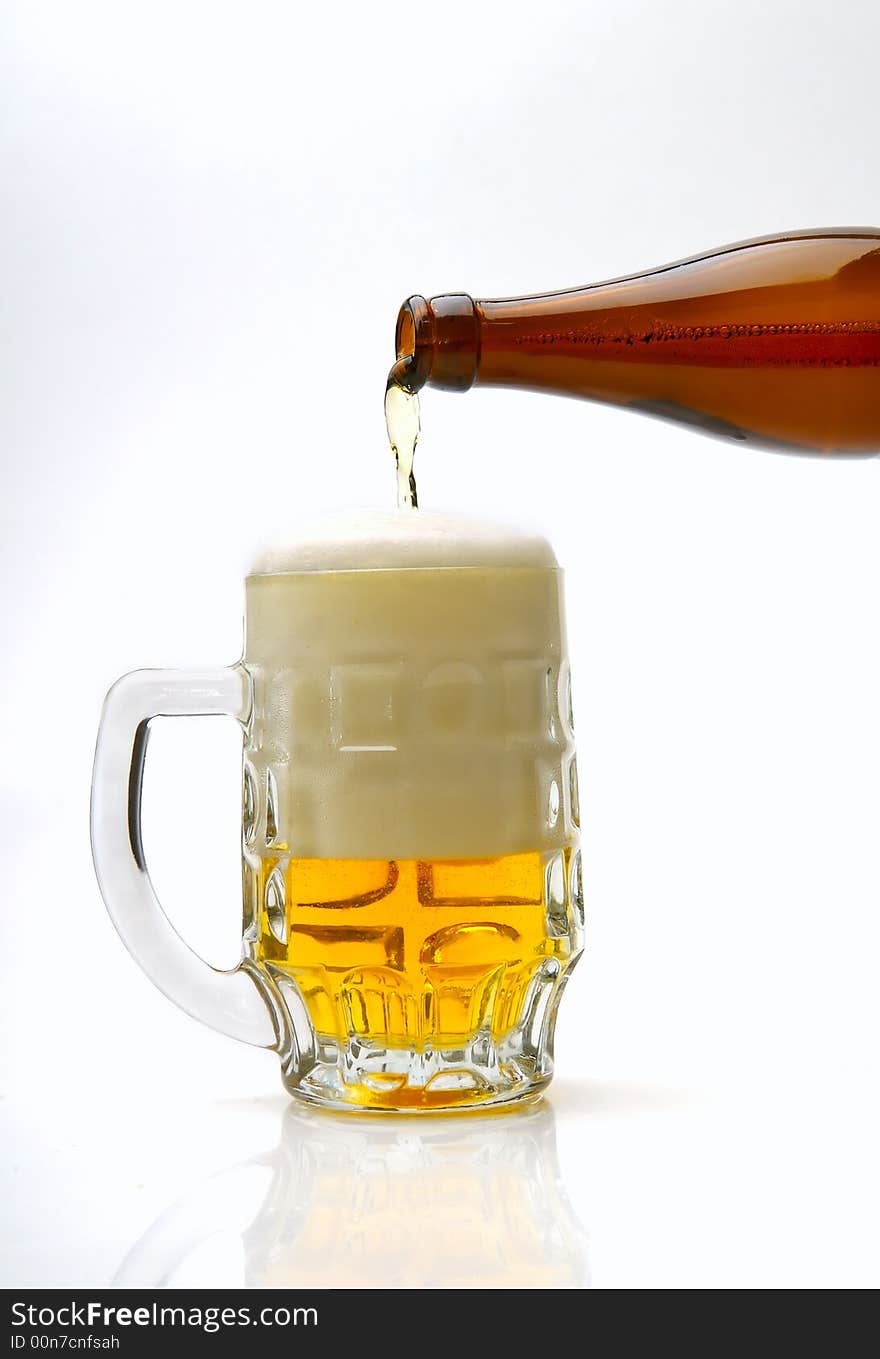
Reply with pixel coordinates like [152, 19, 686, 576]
[116, 1099, 588, 1289]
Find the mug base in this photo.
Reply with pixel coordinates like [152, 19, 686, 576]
[263, 952, 576, 1115]
[282, 1044, 553, 1114]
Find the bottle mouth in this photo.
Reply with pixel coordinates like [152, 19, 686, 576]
[393, 295, 433, 392]
[392, 293, 480, 393]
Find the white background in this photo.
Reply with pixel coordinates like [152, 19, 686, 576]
[2, 0, 879, 1289]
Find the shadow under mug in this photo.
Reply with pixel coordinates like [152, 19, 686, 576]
[91, 520, 584, 1112]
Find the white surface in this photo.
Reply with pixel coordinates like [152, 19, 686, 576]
[250, 509, 558, 573]
[2, 0, 879, 1289]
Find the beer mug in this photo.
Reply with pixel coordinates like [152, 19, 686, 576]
[90, 512, 583, 1112]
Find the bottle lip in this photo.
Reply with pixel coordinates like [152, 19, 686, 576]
[393, 293, 480, 393]
[394, 294, 434, 391]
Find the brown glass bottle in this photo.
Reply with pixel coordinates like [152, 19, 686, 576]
[391, 230, 880, 455]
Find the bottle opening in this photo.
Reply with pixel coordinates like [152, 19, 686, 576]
[395, 299, 418, 361]
[393, 295, 433, 392]
[392, 293, 480, 394]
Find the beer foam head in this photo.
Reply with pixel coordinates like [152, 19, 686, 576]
[249, 510, 558, 575]
[245, 510, 570, 859]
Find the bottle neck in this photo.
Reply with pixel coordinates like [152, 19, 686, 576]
[395, 293, 481, 392]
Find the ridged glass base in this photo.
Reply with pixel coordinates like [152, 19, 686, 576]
[288, 1039, 551, 1113]
[264, 955, 577, 1113]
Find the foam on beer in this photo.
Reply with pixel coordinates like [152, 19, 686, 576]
[244, 511, 572, 860]
[249, 510, 558, 575]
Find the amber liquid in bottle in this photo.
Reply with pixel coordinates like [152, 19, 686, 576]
[388, 230, 880, 460]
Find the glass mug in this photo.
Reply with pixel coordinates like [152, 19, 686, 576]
[90, 512, 584, 1112]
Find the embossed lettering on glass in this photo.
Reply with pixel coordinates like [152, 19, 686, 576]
[90, 512, 584, 1112]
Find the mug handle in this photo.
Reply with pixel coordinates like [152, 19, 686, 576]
[90, 665, 278, 1048]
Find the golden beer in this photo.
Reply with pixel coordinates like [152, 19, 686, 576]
[241, 513, 582, 1111]
[250, 851, 581, 1109]
[92, 510, 583, 1110]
